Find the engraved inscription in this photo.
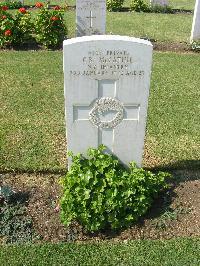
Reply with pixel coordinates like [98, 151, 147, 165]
[86, 11, 96, 28]
[89, 97, 124, 129]
[76, 0, 106, 36]
[77, 0, 106, 11]
[70, 50, 145, 78]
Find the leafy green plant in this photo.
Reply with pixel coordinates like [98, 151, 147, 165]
[130, 0, 150, 12]
[14, 8, 34, 45]
[0, 9, 15, 47]
[0, 186, 39, 244]
[153, 206, 191, 230]
[0, 185, 15, 202]
[0, 1, 22, 10]
[34, 7, 67, 49]
[0, 5, 67, 49]
[60, 145, 171, 232]
[191, 41, 200, 52]
[0, 7, 33, 48]
[130, 1, 173, 13]
[0, 204, 34, 243]
[150, 4, 174, 14]
[107, 0, 124, 12]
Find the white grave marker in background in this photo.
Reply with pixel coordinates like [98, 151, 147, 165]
[76, 0, 106, 37]
[64, 36, 153, 168]
[190, 0, 200, 42]
[150, 0, 168, 6]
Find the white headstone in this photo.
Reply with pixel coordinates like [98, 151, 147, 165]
[190, 0, 200, 42]
[63, 35, 153, 168]
[76, 0, 106, 37]
[150, 0, 168, 6]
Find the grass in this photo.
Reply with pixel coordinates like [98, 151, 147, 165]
[2, 0, 196, 10]
[0, 0, 199, 262]
[22, 0, 195, 10]
[0, 1, 199, 261]
[19, 10, 194, 43]
[7, 3, 194, 42]
[124, 0, 195, 10]
[1, 51, 200, 172]
[0, 238, 199, 265]
[43, 9, 193, 42]
[0, 51, 66, 172]
[106, 12, 192, 43]
[168, 0, 195, 10]
[53, 8, 194, 43]
[147, 52, 200, 168]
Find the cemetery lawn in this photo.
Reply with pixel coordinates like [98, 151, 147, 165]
[0, 238, 200, 266]
[57, 10, 193, 44]
[22, 0, 195, 10]
[8, 6, 193, 44]
[1, 51, 199, 172]
[1, 0, 199, 260]
[1, 50, 200, 244]
[107, 12, 193, 44]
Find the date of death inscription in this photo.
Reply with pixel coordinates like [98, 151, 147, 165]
[69, 50, 145, 78]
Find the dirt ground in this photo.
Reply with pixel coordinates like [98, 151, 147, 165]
[153, 42, 192, 52]
[1, 169, 199, 243]
[0, 33, 199, 243]
[6, 41, 196, 53]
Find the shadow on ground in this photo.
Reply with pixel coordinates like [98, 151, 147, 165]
[87, 167, 200, 240]
[1, 165, 199, 242]
[147, 160, 200, 173]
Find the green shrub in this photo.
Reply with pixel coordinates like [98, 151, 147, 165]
[0, 1, 22, 10]
[0, 7, 33, 47]
[191, 41, 200, 52]
[34, 7, 67, 49]
[130, 1, 173, 13]
[60, 145, 171, 232]
[130, 0, 150, 12]
[0, 9, 22, 48]
[0, 185, 39, 244]
[0, 5, 67, 49]
[150, 4, 174, 14]
[107, 0, 124, 12]
[0, 9, 14, 47]
[14, 8, 33, 44]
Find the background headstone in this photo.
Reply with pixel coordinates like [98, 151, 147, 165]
[64, 36, 153, 168]
[190, 0, 200, 42]
[150, 0, 168, 6]
[76, 0, 106, 37]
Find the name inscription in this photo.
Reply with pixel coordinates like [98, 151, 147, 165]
[70, 50, 145, 78]
[77, 0, 106, 10]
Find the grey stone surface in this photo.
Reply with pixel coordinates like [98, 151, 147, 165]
[191, 0, 200, 42]
[63, 35, 153, 168]
[150, 0, 168, 6]
[76, 0, 106, 37]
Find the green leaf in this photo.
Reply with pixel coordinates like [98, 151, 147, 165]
[0, 186, 15, 200]
[60, 145, 171, 232]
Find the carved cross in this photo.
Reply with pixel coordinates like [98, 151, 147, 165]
[86, 11, 96, 28]
[73, 80, 140, 153]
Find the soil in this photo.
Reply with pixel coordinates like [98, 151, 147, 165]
[2, 41, 197, 54]
[152, 42, 192, 53]
[0, 5, 198, 53]
[0, 8, 199, 242]
[1, 169, 199, 243]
